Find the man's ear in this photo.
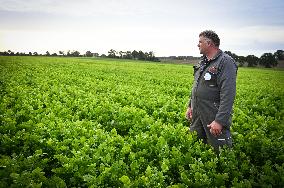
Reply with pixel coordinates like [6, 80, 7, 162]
[207, 40, 212, 46]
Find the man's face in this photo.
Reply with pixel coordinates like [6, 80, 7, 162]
[197, 36, 210, 55]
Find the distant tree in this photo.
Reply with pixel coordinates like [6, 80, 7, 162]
[29, 52, 32, 56]
[51, 53, 58, 56]
[146, 51, 159, 61]
[238, 56, 246, 67]
[72, 51, 80, 57]
[147, 51, 154, 61]
[45, 51, 50, 56]
[7, 50, 15, 56]
[125, 51, 132, 59]
[138, 51, 145, 60]
[259, 53, 278, 68]
[246, 55, 259, 67]
[119, 51, 125, 58]
[150, 51, 160, 62]
[59, 51, 64, 56]
[101, 54, 107, 58]
[85, 51, 93, 57]
[93, 53, 99, 57]
[108, 49, 117, 58]
[2, 51, 9, 56]
[274, 50, 284, 60]
[33, 52, 38, 56]
[224, 51, 239, 62]
[67, 50, 71, 56]
[145, 52, 149, 60]
[132, 50, 139, 59]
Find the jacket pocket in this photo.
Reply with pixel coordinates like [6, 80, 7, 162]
[204, 72, 217, 87]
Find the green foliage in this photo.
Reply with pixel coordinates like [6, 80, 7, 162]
[274, 50, 284, 60]
[259, 53, 278, 68]
[245, 55, 259, 67]
[0, 56, 283, 187]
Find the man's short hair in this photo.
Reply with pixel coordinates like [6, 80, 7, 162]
[199, 30, 220, 47]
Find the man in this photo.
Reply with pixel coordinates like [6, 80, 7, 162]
[186, 30, 237, 153]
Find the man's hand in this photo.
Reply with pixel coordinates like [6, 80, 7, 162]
[207, 121, 223, 136]
[185, 107, 192, 120]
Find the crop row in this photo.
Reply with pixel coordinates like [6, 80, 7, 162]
[0, 56, 283, 187]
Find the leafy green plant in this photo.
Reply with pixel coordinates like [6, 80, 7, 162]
[0, 56, 283, 187]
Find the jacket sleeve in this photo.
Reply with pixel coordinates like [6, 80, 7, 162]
[188, 63, 201, 108]
[188, 97, 191, 108]
[215, 56, 237, 128]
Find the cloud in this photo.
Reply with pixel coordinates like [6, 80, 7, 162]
[0, 0, 165, 17]
[0, 0, 283, 57]
[0, 26, 193, 56]
[229, 26, 284, 43]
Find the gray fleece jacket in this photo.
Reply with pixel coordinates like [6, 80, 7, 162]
[189, 50, 238, 129]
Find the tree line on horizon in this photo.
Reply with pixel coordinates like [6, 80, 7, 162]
[0, 49, 160, 62]
[0, 49, 283, 68]
[166, 50, 283, 68]
[224, 50, 283, 68]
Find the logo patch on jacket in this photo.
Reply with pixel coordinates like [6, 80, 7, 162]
[204, 72, 211, 80]
[208, 66, 218, 74]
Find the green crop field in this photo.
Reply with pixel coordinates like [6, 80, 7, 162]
[0, 56, 283, 187]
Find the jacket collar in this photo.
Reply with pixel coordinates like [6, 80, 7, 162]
[202, 50, 222, 63]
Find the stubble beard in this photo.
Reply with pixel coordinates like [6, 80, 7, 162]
[199, 48, 204, 55]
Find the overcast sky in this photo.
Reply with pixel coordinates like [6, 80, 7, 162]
[0, 0, 283, 57]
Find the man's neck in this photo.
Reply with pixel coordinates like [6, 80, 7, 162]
[206, 48, 219, 60]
